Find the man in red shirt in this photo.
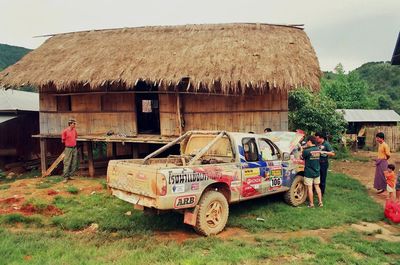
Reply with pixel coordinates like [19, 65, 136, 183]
[61, 119, 78, 182]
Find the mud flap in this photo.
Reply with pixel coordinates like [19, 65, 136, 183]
[183, 205, 200, 226]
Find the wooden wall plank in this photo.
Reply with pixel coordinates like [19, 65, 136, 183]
[71, 95, 101, 111]
[40, 94, 57, 111]
[39, 91, 289, 137]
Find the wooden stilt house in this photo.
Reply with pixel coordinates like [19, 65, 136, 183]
[0, 23, 321, 176]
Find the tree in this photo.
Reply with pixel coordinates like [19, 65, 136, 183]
[321, 64, 370, 109]
[289, 87, 347, 139]
[377, 95, 392, 109]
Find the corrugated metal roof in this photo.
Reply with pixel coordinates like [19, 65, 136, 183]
[337, 109, 400, 122]
[0, 115, 17, 123]
[0, 89, 39, 112]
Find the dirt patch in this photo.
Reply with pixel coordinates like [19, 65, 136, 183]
[155, 230, 198, 243]
[220, 225, 348, 243]
[0, 196, 24, 205]
[351, 221, 400, 242]
[0, 177, 105, 203]
[0, 199, 63, 217]
[47, 189, 59, 196]
[19, 204, 36, 215]
[331, 151, 400, 206]
[0, 177, 104, 217]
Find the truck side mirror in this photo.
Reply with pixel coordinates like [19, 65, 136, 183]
[282, 152, 290, 161]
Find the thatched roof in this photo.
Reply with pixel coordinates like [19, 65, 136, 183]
[0, 23, 321, 94]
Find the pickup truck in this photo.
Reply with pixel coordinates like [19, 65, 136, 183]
[107, 131, 306, 236]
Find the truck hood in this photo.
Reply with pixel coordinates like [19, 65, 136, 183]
[265, 131, 304, 153]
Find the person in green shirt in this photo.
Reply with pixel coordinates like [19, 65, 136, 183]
[315, 132, 335, 196]
[302, 136, 323, 208]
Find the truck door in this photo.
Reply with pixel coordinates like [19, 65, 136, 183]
[258, 138, 286, 193]
[239, 137, 266, 199]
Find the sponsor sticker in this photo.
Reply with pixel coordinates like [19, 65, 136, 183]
[270, 166, 282, 177]
[172, 184, 185, 193]
[244, 168, 260, 177]
[246, 176, 262, 189]
[167, 170, 208, 184]
[191, 183, 200, 191]
[174, 195, 196, 208]
[246, 176, 262, 185]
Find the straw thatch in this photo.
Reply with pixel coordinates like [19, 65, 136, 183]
[0, 23, 321, 94]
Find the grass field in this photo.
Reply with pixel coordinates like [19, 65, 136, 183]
[0, 172, 397, 264]
[1, 228, 399, 265]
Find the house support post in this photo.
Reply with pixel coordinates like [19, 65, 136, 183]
[40, 138, 48, 176]
[86, 142, 95, 177]
[176, 93, 184, 135]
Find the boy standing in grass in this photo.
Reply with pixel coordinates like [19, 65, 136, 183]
[385, 164, 396, 200]
[302, 136, 323, 208]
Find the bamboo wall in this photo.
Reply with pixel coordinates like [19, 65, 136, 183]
[365, 126, 400, 151]
[40, 93, 137, 136]
[185, 91, 287, 133]
[40, 90, 288, 137]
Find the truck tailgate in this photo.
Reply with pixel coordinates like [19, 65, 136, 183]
[107, 159, 158, 198]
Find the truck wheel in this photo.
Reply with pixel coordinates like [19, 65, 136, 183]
[284, 175, 307, 206]
[194, 191, 229, 236]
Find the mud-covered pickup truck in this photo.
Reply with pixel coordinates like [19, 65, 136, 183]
[107, 131, 306, 236]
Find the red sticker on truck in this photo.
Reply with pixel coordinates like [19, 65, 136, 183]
[246, 176, 262, 185]
[174, 195, 197, 208]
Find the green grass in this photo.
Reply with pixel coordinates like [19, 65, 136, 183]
[24, 198, 49, 211]
[66, 186, 79, 194]
[0, 214, 43, 226]
[0, 170, 40, 184]
[0, 184, 11, 190]
[0, 171, 397, 264]
[50, 194, 184, 233]
[228, 172, 383, 232]
[35, 176, 64, 189]
[0, 172, 383, 235]
[0, 228, 399, 265]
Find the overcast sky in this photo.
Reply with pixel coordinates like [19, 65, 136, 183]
[1, 0, 399, 71]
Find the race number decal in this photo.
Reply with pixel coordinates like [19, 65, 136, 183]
[270, 177, 282, 188]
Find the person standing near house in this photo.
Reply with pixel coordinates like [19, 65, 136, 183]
[61, 119, 78, 183]
[302, 136, 323, 208]
[374, 132, 391, 193]
[315, 132, 335, 196]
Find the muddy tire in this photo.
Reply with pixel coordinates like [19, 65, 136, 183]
[284, 175, 307, 206]
[194, 191, 229, 236]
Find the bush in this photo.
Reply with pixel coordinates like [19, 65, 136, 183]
[288, 87, 347, 140]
